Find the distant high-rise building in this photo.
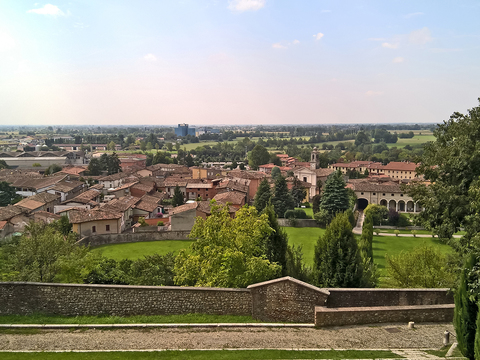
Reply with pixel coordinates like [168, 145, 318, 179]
[175, 123, 189, 137]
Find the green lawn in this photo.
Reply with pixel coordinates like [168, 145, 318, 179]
[283, 227, 325, 266]
[386, 134, 436, 148]
[91, 240, 193, 261]
[373, 235, 453, 276]
[0, 350, 403, 360]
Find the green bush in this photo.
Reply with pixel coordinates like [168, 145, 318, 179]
[157, 221, 164, 226]
[313, 208, 332, 227]
[398, 214, 410, 227]
[364, 204, 389, 226]
[284, 209, 308, 220]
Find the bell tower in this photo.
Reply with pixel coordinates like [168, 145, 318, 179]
[310, 147, 318, 170]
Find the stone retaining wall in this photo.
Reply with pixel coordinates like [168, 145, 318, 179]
[0, 282, 251, 317]
[277, 219, 318, 227]
[315, 304, 455, 327]
[326, 288, 453, 308]
[77, 231, 191, 247]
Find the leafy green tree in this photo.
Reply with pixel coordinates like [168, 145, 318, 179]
[44, 163, 62, 175]
[0, 160, 9, 169]
[319, 170, 349, 217]
[174, 203, 281, 287]
[358, 212, 373, 262]
[87, 158, 102, 176]
[172, 185, 185, 207]
[291, 177, 307, 207]
[271, 166, 281, 180]
[253, 178, 272, 213]
[364, 204, 389, 226]
[185, 154, 194, 167]
[106, 152, 122, 175]
[263, 203, 288, 274]
[313, 212, 363, 287]
[0, 181, 19, 206]
[312, 194, 322, 214]
[354, 131, 371, 146]
[52, 215, 73, 236]
[107, 141, 116, 151]
[386, 245, 455, 288]
[248, 144, 270, 170]
[272, 175, 294, 218]
[406, 99, 480, 241]
[129, 253, 176, 286]
[0, 221, 94, 283]
[455, 253, 479, 360]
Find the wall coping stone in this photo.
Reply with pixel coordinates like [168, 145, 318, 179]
[0, 281, 250, 293]
[247, 276, 330, 296]
[315, 304, 455, 313]
[326, 288, 451, 292]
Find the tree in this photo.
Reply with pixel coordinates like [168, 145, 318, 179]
[107, 141, 116, 151]
[290, 177, 307, 207]
[174, 203, 281, 287]
[386, 245, 455, 288]
[312, 194, 322, 214]
[313, 212, 363, 287]
[364, 204, 389, 226]
[355, 131, 370, 146]
[0, 181, 19, 206]
[406, 99, 480, 241]
[106, 152, 121, 175]
[270, 153, 282, 166]
[455, 253, 479, 360]
[248, 144, 270, 170]
[185, 154, 194, 167]
[319, 170, 349, 216]
[271, 166, 281, 180]
[272, 176, 294, 218]
[253, 178, 272, 213]
[0, 221, 94, 283]
[87, 157, 103, 176]
[172, 185, 185, 207]
[44, 163, 62, 175]
[263, 203, 288, 274]
[358, 212, 373, 262]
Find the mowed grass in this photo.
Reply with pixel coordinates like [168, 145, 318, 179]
[91, 240, 193, 261]
[373, 235, 453, 276]
[386, 134, 436, 148]
[283, 227, 325, 267]
[0, 350, 403, 360]
[294, 207, 313, 218]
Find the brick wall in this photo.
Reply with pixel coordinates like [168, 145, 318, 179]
[0, 282, 251, 317]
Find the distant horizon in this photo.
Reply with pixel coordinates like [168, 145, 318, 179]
[1, 1, 479, 126]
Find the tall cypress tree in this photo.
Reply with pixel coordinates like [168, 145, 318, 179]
[313, 212, 363, 287]
[272, 176, 294, 218]
[172, 185, 185, 207]
[262, 203, 288, 275]
[358, 212, 374, 262]
[455, 253, 478, 360]
[320, 170, 349, 216]
[254, 178, 272, 213]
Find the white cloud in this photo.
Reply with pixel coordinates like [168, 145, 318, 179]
[27, 4, 66, 16]
[292, 39, 300, 45]
[409, 27, 432, 45]
[272, 43, 287, 49]
[144, 54, 157, 62]
[228, 0, 265, 12]
[365, 91, 383, 97]
[314, 33, 324, 41]
[392, 57, 404, 63]
[405, 12, 424, 18]
[382, 42, 399, 49]
[0, 32, 15, 52]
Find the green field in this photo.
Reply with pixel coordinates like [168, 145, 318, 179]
[0, 350, 403, 360]
[91, 240, 193, 261]
[283, 227, 325, 266]
[386, 134, 436, 148]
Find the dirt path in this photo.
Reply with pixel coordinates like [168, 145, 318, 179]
[0, 323, 454, 351]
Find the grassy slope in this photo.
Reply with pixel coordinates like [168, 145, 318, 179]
[91, 240, 193, 261]
[283, 227, 325, 267]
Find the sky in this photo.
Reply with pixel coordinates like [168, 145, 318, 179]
[0, 1, 479, 126]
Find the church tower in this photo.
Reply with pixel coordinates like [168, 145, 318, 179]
[310, 147, 318, 170]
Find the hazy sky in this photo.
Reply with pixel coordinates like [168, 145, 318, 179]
[1, 1, 479, 126]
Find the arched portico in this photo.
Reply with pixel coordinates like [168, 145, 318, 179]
[380, 199, 387, 207]
[357, 198, 368, 210]
[398, 200, 405, 212]
[389, 200, 396, 210]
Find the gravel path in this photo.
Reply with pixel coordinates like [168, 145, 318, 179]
[0, 323, 454, 351]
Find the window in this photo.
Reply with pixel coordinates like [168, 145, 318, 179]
[373, 192, 376, 195]
[391, 194, 394, 196]
[106, 225, 110, 231]
[303, 177, 307, 183]
[400, 194, 403, 197]
[361, 192, 364, 195]
[383, 193, 385, 196]
[92, 226, 96, 233]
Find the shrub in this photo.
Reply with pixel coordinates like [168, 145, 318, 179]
[394, 230, 400, 237]
[138, 217, 148, 227]
[284, 209, 308, 220]
[157, 221, 164, 226]
[364, 204, 389, 226]
[397, 214, 410, 227]
[304, 202, 311, 208]
[314, 208, 332, 227]
[411, 230, 418, 237]
[388, 208, 400, 226]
